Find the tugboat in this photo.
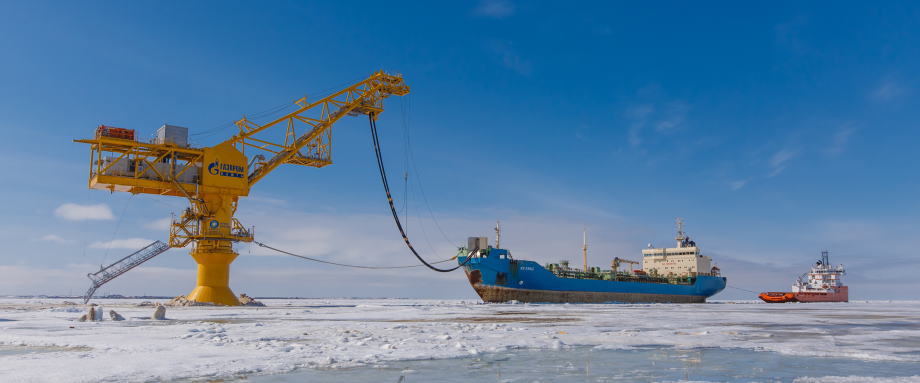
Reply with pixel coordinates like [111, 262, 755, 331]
[457, 219, 726, 303]
[758, 251, 848, 303]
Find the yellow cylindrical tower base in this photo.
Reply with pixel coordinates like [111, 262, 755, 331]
[186, 250, 240, 306]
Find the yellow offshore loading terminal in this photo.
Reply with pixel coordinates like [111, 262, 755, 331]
[76, 71, 409, 305]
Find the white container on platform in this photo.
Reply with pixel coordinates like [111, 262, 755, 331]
[155, 124, 189, 147]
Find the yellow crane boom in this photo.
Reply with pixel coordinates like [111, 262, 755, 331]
[233, 71, 409, 185]
[75, 71, 409, 305]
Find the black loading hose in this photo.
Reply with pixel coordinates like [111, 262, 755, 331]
[369, 113, 475, 272]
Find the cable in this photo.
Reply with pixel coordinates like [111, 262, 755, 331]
[402, 96, 460, 248]
[727, 285, 760, 294]
[399, 97, 438, 255]
[100, 194, 135, 265]
[369, 113, 474, 272]
[254, 241, 456, 269]
[401, 97, 410, 231]
[191, 76, 366, 144]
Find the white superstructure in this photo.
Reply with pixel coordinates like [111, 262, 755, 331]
[791, 251, 846, 293]
[641, 218, 715, 277]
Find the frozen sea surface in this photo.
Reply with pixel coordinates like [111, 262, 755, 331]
[0, 299, 918, 382]
[248, 347, 919, 383]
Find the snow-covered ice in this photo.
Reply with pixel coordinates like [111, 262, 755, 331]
[0, 299, 919, 382]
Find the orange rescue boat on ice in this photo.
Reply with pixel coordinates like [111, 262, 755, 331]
[758, 291, 797, 303]
[759, 251, 847, 303]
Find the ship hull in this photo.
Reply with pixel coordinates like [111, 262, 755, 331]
[471, 283, 707, 303]
[758, 287, 848, 303]
[459, 254, 726, 304]
[794, 286, 848, 302]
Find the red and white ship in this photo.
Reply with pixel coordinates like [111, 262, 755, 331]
[759, 251, 848, 303]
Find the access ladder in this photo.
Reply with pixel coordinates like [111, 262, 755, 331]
[83, 240, 171, 303]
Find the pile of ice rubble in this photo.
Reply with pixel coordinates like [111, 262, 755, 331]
[77, 294, 264, 322]
[167, 293, 265, 307]
[78, 303, 161, 321]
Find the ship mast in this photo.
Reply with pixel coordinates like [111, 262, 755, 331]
[582, 228, 588, 272]
[675, 217, 686, 248]
[495, 220, 501, 249]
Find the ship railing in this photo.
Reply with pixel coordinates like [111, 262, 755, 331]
[548, 269, 696, 285]
[693, 272, 720, 277]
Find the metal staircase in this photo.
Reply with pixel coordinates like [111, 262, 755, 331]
[83, 240, 171, 303]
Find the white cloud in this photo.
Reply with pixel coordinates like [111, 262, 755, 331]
[54, 203, 114, 221]
[0, 264, 93, 296]
[489, 40, 532, 75]
[825, 125, 856, 156]
[729, 180, 748, 191]
[624, 100, 689, 148]
[6, 205, 920, 299]
[474, 0, 515, 19]
[90, 238, 154, 250]
[626, 104, 653, 148]
[769, 149, 796, 168]
[869, 79, 905, 102]
[767, 148, 798, 177]
[240, 207, 640, 277]
[0, 263, 193, 297]
[654, 102, 690, 132]
[40, 234, 70, 244]
[146, 217, 172, 231]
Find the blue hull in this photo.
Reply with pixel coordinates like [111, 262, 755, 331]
[458, 250, 726, 303]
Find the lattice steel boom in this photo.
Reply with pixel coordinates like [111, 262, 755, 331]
[75, 71, 409, 305]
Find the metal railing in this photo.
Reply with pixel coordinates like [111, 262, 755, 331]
[83, 240, 171, 303]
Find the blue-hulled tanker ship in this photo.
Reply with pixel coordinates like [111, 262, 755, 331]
[457, 220, 726, 303]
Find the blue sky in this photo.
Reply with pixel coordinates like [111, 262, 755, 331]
[0, 1, 917, 299]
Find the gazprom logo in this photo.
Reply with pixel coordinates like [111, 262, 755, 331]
[207, 161, 220, 175]
[207, 159, 244, 178]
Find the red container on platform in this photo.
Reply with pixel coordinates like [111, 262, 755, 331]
[96, 125, 135, 141]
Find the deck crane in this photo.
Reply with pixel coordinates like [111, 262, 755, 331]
[611, 257, 641, 273]
[75, 71, 409, 305]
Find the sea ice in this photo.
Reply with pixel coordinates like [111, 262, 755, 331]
[0, 299, 917, 382]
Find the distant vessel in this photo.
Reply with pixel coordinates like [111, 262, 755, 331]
[457, 219, 726, 303]
[759, 251, 848, 303]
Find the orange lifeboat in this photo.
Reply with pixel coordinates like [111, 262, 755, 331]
[758, 292, 797, 303]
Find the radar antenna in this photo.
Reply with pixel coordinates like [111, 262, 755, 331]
[675, 217, 686, 248]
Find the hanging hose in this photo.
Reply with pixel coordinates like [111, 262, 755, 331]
[254, 241, 459, 269]
[369, 113, 475, 272]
